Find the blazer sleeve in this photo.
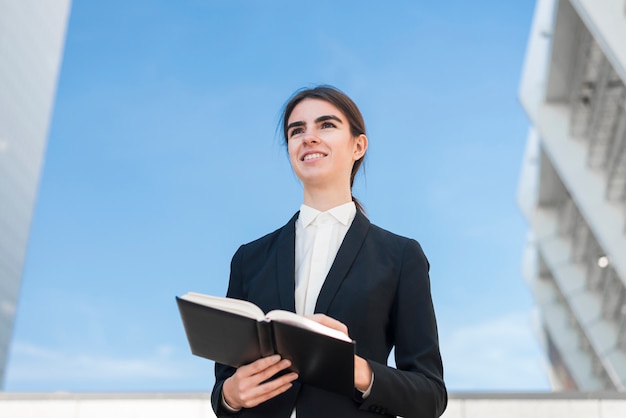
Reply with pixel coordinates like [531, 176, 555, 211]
[211, 245, 245, 417]
[359, 239, 447, 418]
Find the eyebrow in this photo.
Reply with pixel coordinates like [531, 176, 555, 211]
[287, 115, 344, 131]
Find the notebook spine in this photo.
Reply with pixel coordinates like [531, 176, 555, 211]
[256, 320, 276, 357]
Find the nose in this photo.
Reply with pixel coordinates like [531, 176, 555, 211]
[303, 132, 319, 144]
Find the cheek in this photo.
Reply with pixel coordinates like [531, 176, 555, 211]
[287, 142, 299, 165]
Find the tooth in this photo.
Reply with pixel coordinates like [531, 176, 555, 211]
[305, 153, 323, 161]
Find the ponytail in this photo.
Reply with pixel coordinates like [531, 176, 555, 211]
[352, 195, 366, 215]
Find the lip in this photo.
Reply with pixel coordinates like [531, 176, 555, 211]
[300, 151, 328, 162]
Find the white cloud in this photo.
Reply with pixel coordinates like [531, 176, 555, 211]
[440, 311, 551, 391]
[6, 341, 205, 385]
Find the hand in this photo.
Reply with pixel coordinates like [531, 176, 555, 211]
[222, 355, 298, 410]
[354, 355, 373, 392]
[306, 314, 372, 392]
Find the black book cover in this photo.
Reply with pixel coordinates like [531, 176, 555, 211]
[176, 297, 355, 396]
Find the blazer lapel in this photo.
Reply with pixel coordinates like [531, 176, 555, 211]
[275, 212, 298, 312]
[314, 211, 370, 314]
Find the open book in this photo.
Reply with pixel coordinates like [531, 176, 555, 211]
[176, 292, 355, 396]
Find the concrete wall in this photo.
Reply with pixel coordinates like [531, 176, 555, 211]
[1, 392, 625, 418]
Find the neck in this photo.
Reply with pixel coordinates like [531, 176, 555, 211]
[302, 186, 353, 212]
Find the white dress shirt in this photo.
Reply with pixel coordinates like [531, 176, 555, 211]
[294, 202, 357, 316]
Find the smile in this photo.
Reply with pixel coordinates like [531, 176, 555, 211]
[302, 153, 326, 161]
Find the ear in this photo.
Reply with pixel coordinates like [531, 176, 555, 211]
[353, 134, 368, 160]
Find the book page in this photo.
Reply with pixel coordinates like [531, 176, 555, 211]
[181, 292, 265, 320]
[265, 310, 352, 342]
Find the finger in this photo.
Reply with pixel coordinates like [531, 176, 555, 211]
[251, 381, 295, 407]
[248, 359, 293, 386]
[241, 372, 298, 408]
[238, 355, 282, 377]
[236, 357, 293, 389]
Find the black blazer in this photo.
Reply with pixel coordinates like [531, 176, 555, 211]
[212, 211, 447, 418]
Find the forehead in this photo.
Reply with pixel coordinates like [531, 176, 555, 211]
[288, 98, 346, 123]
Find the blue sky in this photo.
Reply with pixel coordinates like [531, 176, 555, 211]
[6, 0, 550, 392]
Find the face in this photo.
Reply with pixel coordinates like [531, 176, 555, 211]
[286, 98, 367, 191]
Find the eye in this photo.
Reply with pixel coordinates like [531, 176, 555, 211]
[289, 127, 304, 137]
[321, 121, 336, 129]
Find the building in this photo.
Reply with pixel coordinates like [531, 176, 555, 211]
[518, 0, 626, 390]
[0, 0, 71, 388]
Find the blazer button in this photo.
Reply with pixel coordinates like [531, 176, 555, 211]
[369, 405, 384, 414]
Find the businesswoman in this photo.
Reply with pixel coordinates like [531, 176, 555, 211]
[211, 86, 447, 418]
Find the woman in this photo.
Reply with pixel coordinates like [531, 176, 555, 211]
[211, 86, 447, 418]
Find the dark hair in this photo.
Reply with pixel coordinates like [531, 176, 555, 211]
[280, 85, 367, 213]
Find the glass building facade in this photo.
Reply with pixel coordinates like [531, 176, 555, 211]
[518, 0, 626, 390]
[0, 0, 71, 388]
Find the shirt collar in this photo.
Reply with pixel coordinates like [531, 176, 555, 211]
[299, 201, 356, 228]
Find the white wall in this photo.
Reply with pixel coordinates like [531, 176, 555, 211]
[1, 393, 626, 418]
